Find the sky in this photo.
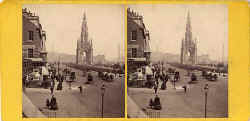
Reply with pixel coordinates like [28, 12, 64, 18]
[23, 4, 124, 61]
[128, 4, 228, 61]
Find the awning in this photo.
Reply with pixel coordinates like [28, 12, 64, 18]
[40, 51, 48, 54]
[128, 58, 146, 62]
[24, 58, 44, 62]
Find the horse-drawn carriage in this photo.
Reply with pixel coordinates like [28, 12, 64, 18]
[99, 72, 114, 82]
[202, 71, 218, 81]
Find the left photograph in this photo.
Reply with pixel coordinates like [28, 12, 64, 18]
[22, 4, 125, 118]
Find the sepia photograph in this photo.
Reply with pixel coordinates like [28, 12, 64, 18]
[127, 4, 228, 118]
[22, 4, 125, 118]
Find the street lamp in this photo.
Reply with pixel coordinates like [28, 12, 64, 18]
[161, 61, 164, 74]
[57, 61, 60, 75]
[101, 84, 106, 118]
[204, 84, 209, 118]
[173, 77, 176, 89]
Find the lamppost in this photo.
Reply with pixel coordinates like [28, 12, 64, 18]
[101, 84, 106, 118]
[173, 78, 176, 89]
[204, 84, 209, 118]
[57, 61, 60, 75]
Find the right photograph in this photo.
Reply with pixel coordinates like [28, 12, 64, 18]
[127, 4, 228, 118]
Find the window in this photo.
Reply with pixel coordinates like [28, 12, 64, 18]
[28, 31, 34, 40]
[128, 48, 132, 58]
[131, 30, 137, 41]
[28, 48, 33, 58]
[132, 48, 137, 58]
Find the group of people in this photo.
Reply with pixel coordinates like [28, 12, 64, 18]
[146, 64, 182, 110]
[147, 64, 180, 93]
[46, 68, 71, 111]
[22, 69, 42, 88]
[49, 72, 66, 94]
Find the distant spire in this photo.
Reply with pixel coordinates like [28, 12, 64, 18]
[186, 10, 192, 33]
[83, 11, 86, 20]
[81, 11, 88, 42]
[185, 10, 192, 42]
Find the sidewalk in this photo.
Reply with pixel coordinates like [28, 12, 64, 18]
[22, 93, 46, 118]
[127, 95, 148, 118]
[24, 82, 90, 118]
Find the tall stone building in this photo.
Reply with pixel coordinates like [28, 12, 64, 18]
[76, 12, 93, 65]
[180, 11, 197, 65]
[22, 8, 47, 75]
[127, 8, 151, 71]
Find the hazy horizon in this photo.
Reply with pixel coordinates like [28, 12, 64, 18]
[23, 4, 124, 61]
[128, 4, 228, 62]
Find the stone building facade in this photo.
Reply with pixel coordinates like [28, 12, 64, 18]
[22, 8, 47, 75]
[127, 8, 151, 71]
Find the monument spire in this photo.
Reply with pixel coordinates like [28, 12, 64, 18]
[76, 11, 93, 65]
[81, 11, 88, 43]
[185, 10, 192, 42]
[181, 10, 197, 65]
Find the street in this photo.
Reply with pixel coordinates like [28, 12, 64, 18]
[24, 64, 125, 118]
[128, 64, 228, 118]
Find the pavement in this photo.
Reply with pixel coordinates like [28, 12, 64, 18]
[22, 93, 46, 118]
[24, 64, 125, 118]
[128, 64, 228, 118]
[127, 95, 148, 118]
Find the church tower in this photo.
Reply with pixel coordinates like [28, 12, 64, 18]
[181, 11, 197, 65]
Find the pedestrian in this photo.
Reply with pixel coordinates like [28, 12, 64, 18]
[165, 74, 169, 82]
[155, 78, 159, 87]
[182, 85, 187, 93]
[46, 98, 50, 108]
[25, 74, 29, 87]
[57, 74, 61, 82]
[23, 76, 26, 91]
[50, 95, 58, 110]
[155, 71, 159, 82]
[137, 69, 144, 87]
[160, 81, 164, 90]
[149, 98, 154, 109]
[50, 86, 54, 94]
[154, 84, 158, 94]
[153, 95, 162, 110]
[115, 71, 118, 78]
[161, 72, 165, 82]
[60, 74, 64, 82]
[52, 79, 55, 88]
[78, 85, 82, 94]
[57, 81, 62, 90]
